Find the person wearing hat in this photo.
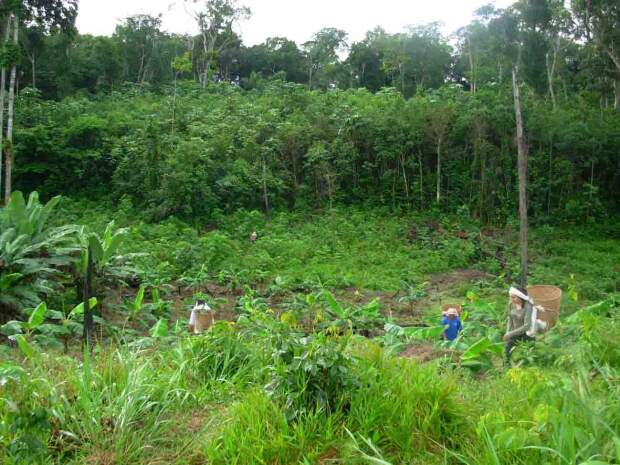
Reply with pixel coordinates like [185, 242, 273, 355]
[503, 287, 536, 362]
[441, 307, 462, 341]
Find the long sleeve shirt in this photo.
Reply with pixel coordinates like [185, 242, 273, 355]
[505, 301, 534, 340]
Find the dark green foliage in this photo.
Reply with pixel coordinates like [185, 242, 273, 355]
[12, 82, 620, 224]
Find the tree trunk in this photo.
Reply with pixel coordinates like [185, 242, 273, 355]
[512, 65, 529, 289]
[436, 136, 442, 204]
[82, 246, 94, 348]
[262, 154, 269, 217]
[614, 79, 620, 111]
[401, 153, 409, 201]
[586, 159, 594, 222]
[4, 16, 18, 205]
[31, 54, 36, 89]
[391, 166, 397, 209]
[547, 138, 553, 215]
[0, 65, 4, 196]
[137, 45, 146, 83]
[360, 62, 366, 86]
[468, 36, 476, 94]
[0, 15, 12, 199]
[418, 151, 424, 208]
[546, 36, 560, 111]
[172, 73, 177, 135]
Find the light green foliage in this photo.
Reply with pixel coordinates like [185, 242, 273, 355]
[1, 298, 98, 352]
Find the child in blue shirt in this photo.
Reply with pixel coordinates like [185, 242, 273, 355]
[441, 307, 462, 341]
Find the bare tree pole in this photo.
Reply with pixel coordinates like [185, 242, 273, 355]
[512, 64, 529, 289]
[467, 35, 476, 94]
[436, 134, 442, 203]
[82, 246, 94, 348]
[4, 13, 18, 205]
[546, 35, 560, 111]
[261, 152, 269, 217]
[0, 15, 12, 196]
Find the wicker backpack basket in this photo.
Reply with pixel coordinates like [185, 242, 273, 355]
[527, 285, 562, 329]
[195, 312, 215, 333]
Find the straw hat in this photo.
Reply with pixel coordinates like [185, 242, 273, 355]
[440, 303, 462, 315]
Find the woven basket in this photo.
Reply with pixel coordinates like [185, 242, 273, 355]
[440, 303, 462, 316]
[195, 312, 215, 333]
[527, 285, 562, 328]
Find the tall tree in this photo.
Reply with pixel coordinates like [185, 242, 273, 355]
[426, 100, 453, 204]
[187, 0, 250, 87]
[113, 15, 163, 84]
[513, 65, 529, 288]
[21, 25, 44, 88]
[0, 0, 77, 204]
[572, 0, 620, 109]
[303, 28, 347, 89]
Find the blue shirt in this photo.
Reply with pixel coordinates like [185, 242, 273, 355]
[441, 316, 462, 341]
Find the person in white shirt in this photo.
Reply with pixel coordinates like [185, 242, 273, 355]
[188, 299, 211, 334]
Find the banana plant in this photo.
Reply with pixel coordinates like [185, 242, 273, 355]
[319, 291, 383, 334]
[74, 221, 140, 317]
[0, 191, 79, 313]
[77, 221, 131, 281]
[1, 298, 97, 355]
[459, 337, 503, 371]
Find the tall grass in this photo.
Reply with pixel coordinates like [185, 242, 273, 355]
[2, 296, 620, 464]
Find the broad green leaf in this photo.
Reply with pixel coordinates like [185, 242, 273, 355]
[150, 319, 169, 338]
[70, 297, 98, 317]
[102, 230, 127, 264]
[152, 288, 160, 304]
[466, 290, 478, 303]
[0, 320, 24, 336]
[87, 235, 104, 263]
[403, 325, 445, 340]
[27, 302, 47, 329]
[0, 272, 23, 291]
[11, 334, 35, 358]
[462, 337, 493, 360]
[384, 323, 404, 336]
[0, 363, 25, 386]
[323, 291, 345, 318]
[133, 286, 145, 315]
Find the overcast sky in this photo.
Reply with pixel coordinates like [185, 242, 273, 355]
[76, 0, 515, 46]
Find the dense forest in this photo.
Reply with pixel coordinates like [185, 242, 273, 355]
[2, 0, 620, 224]
[2, 1, 620, 465]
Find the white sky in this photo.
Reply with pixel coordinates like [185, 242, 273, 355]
[76, 0, 515, 46]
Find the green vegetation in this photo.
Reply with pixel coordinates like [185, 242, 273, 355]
[2, 0, 620, 463]
[2, 201, 620, 464]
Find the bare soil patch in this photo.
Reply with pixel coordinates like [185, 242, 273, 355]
[399, 342, 457, 363]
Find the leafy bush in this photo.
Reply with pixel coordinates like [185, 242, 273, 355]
[0, 192, 78, 315]
[266, 331, 358, 419]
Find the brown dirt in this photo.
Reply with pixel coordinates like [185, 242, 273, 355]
[428, 268, 488, 293]
[86, 450, 116, 465]
[399, 342, 457, 363]
[95, 267, 490, 336]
